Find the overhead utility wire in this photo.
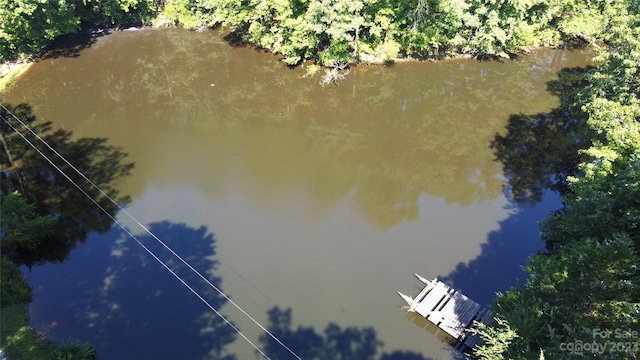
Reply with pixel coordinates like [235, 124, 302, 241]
[1, 105, 303, 360]
[0, 112, 269, 359]
[0, 110, 281, 360]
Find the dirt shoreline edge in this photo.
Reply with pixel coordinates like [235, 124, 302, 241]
[0, 61, 32, 92]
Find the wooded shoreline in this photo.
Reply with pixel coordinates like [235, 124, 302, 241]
[1, 1, 638, 359]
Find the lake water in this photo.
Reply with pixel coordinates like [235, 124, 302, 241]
[2, 28, 593, 359]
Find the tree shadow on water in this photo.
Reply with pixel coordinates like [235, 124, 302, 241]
[439, 194, 560, 307]
[27, 221, 236, 360]
[1, 103, 134, 266]
[32, 220, 435, 360]
[39, 29, 107, 60]
[490, 66, 597, 205]
[258, 306, 434, 360]
[438, 67, 600, 307]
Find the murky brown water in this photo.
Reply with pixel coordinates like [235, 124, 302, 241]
[3, 28, 593, 359]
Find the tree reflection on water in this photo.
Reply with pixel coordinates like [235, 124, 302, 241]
[4, 29, 587, 229]
[0, 102, 134, 266]
[120, 29, 507, 226]
[3, 30, 594, 229]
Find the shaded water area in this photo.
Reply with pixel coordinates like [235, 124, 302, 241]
[3, 28, 593, 359]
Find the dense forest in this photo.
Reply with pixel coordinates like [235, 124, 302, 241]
[474, 5, 640, 358]
[1, 0, 639, 359]
[0, 0, 629, 63]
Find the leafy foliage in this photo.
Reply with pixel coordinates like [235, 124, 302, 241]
[475, 5, 640, 359]
[541, 7, 640, 249]
[0, 0, 626, 63]
[480, 236, 639, 359]
[470, 318, 519, 360]
[0, 191, 58, 259]
[151, 0, 622, 64]
[1, 235, 97, 360]
[51, 339, 97, 360]
[541, 148, 640, 249]
[0, 0, 80, 60]
[0, 258, 31, 306]
[0, 0, 155, 60]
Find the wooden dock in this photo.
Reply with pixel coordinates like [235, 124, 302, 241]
[397, 274, 493, 353]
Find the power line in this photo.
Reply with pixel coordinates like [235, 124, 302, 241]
[0, 111, 269, 359]
[1, 106, 302, 360]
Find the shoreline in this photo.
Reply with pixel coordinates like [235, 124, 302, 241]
[0, 60, 32, 92]
[0, 25, 588, 93]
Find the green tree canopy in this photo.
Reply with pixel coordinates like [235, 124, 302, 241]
[0, 0, 629, 63]
[0, 191, 57, 259]
[478, 235, 639, 359]
[474, 5, 640, 359]
[0, 0, 154, 60]
[153, 0, 622, 64]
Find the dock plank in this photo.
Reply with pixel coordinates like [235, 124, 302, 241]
[415, 282, 449, 315]
[398, 276, 494, 356]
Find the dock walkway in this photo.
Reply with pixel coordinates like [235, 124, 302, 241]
[397, 274, 493, 353]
